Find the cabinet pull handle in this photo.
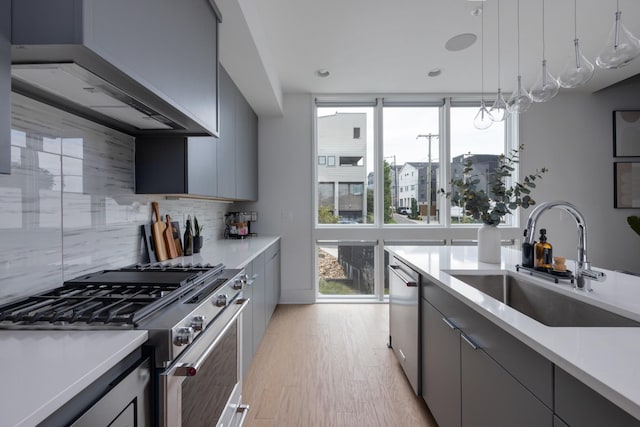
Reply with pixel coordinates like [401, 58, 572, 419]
[461, 333, 479, 350]
[441, 317, 457, 330]
[388, 265, 418, 287]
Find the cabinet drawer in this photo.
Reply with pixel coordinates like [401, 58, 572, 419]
[423, 279, 553, 408]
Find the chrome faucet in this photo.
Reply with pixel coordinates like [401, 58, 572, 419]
[523, 201, 606, 291]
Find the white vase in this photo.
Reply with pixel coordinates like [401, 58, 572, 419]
[477, 223, 501, 264]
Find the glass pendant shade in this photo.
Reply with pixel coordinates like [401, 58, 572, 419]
[596, 11, 640, 69]
[507, 75, 532, 114]
[489, 89, 508, 122]
[474, 100, 493, 130]
[558, 39, 595, 88]
[530, 59, 559, 102]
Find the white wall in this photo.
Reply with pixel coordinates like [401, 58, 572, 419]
[253, 86, 640, 304]
[519, 80, 640, 273]
[251, 94, 315, 303]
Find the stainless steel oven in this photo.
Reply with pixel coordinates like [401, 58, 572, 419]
[160, 297, 249, 427]
[0, 262, 250, 427]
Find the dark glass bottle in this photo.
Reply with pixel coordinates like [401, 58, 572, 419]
[534, 228, 552, 271]
[184, 215, 194, 256]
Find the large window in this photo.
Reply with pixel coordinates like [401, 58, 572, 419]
[316, 106, 374, 224]
[450, 106, 507, 224]
[383, 106, 441, 224]
[314, 97, 515, 300]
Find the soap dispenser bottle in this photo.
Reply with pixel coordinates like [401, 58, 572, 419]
[534, 228, 553, 271]
[522, 229, 535, 268]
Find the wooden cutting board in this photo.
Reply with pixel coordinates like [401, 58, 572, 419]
[171, 220, 183, 257]
[164, 214, 178, 259]
[152, 202, 168, 261]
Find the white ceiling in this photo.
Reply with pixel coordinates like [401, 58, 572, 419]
[217, 0, 640, 116]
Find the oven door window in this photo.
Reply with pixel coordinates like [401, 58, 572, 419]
[181, 322, 238, 426]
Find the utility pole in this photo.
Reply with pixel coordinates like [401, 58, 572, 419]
[416, 133, 439, 224]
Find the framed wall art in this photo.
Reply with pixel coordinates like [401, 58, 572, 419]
[614, 162, 640, 208]
[613, 110, 640, 157]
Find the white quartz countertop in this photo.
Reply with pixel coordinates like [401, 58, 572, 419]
[170, 235, 280, 269]
[0, 235, 279, 427]
[0, 330, 148, 427]
[386, 245, 640, 421]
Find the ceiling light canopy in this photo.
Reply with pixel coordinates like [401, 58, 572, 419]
[445, 33, 477, 52]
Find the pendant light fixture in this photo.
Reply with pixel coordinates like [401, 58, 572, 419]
[558, 0, 594, 88]
[489, 0, 507, 122]
[507, 0, 532, 114]
[474, 3, 493, 130]
[596, 0, 640, 69]
[530, 0, 559, 102]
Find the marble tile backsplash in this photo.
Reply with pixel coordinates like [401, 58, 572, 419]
[0, 94, 229, 302]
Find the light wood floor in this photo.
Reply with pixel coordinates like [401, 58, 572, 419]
[242, 304, 437, 427]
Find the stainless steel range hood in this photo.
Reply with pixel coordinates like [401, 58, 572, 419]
[12, 63, 178, 131]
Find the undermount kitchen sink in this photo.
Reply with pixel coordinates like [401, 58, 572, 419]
[449, 272, 640, 327]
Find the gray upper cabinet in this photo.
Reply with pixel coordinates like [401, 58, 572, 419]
[217, 66, 237, 199]
[11, 0, 221, 136]
[135, 136, 217, 197]
[0, 0, 9, 174]
[218, 65, 258, 201]
[134, 68, 258, 201]
[235, 79, 258, 201]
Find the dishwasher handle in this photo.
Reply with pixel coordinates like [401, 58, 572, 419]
[388, 264, 418, 287]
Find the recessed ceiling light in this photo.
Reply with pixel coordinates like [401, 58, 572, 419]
[445, 33, 477, 52]
[316, 69, 330, 78]
[428, 68, 442, 77]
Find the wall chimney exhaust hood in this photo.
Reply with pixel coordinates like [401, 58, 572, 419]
[11, 0, 222, 137]
[12, 63, 178, 131]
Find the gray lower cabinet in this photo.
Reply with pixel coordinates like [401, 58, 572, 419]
[242, 241, 281, 374]
[422, 300, 461, 427]
[264, 241, 281, 321]
[422, 278, 553, 427]
[250, 253, 266, 356]
[554, 367, 640, 426]
[0, 0, 9, 174]
[241, 258, 254, 378]
[135, 136, 217, 197]
[460, 335, 552, 427]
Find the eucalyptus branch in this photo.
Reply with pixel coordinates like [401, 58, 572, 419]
[446, 145, 547, 226]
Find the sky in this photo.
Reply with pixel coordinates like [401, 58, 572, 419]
[318, 106, 505, 171]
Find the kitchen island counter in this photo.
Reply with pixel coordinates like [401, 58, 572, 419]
[0, 330, 148, 427]
[386, 245, 640, 421]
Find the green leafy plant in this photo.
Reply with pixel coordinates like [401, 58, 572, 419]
[628, 216, 640, 237]
[193, 216, 204, 237]
[447, 145, 548, 226]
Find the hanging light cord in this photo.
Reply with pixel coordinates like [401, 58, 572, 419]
[497, 0, 501, 88]
[573, 0, 577, 40]
[516, 0, 521, 76]
[481, 3, 485, 98]
[615, 0, 621, 49]
[541, 0, 546, 60]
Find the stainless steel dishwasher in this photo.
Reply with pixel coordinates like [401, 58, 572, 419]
[388, 255, 420, 395]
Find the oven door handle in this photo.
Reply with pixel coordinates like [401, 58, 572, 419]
[174, 298, 249, 377]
